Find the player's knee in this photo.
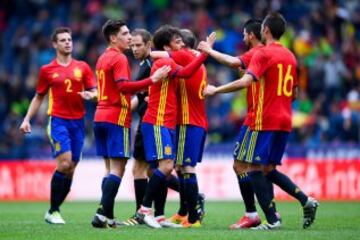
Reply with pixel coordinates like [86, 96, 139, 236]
[263, 165, 276, 175]
[181, 166, 195, 174]
[57, 160, 72, 174]
[233, 161, 246, 175]
[133, 160, 148, 178]
[158, 159, 174, 175]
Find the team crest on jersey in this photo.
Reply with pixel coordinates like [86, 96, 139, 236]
[73, 68, 82, 80]
[255, 156, 261, 161]
[55, 142, 61, 152]
[164, 145, 172, 155]
[52, 72, 59, 78]
[185, 158, 192, 163]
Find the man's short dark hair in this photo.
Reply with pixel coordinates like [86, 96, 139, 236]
[180, 29, 196, 49]
[263, 12, 286, 40]
[152, 25, 182, 50]
[102, 19, 126, 43]
[244, 19, 262, 41]
[132, 28, 152, 44]
[51, 27, 71, 42]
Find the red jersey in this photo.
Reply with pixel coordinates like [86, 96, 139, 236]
[247, 42, 297, 132]
[36, 59, 95, 119]
[170, 49, 208, 130]
[143, 53, 208, 129]
[238, 44, 264, 126]
[143, 58, 180, 129]
[94, 47, 132, 127]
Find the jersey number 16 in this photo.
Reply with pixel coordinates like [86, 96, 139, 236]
[277, 64, 294, 97]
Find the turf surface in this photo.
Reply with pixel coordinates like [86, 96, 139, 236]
[0, 201, 359, 240]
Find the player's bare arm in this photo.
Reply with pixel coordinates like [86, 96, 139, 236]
[198, 41, 241, 68]
[19, 94, 45, 134]
[150, 51, 170, 59]
[203, 73, 254, 96]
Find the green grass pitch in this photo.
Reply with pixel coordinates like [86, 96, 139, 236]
[0, 201, 359, 240]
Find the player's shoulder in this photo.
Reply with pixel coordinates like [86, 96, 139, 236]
[72, 59, 91, 69]
[40, 59, 57, 71]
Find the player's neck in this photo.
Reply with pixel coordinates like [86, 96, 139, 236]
[251, 41, 262, 48]
[109, 44, 124, 53]
[56, 54, 72, 66]
[265, 38, 277, 45]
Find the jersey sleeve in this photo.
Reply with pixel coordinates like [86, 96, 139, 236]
[172, 52, 207, 78]
[35, 67, 49, 95]
[246, 49, 268, 81]
[82, 62, 96, 90]
[169, 50, 193, 66]
[112, 54, 130, 81]
[238, 50, 253, 69]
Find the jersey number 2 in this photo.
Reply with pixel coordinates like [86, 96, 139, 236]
[277, 64, 293, 97]
[64, 79, 72, 93]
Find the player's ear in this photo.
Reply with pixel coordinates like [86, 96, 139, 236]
[52, 41, 57, 50]
[109, 34, 117, 44]
[164, 45, 171, 51]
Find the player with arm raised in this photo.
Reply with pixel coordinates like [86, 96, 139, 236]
[137, 25, 209, 228]
[199, 19, 281, 229]
[204, 13, 318, 230]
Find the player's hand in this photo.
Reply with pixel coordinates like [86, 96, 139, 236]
[19, 120, 31, 134]
[150, 65, 171, 83]
[78, 91, 96, 100]
[206, 32, 216, 47]
[203, 84, 217, 97]
[198, 41, 212, 53]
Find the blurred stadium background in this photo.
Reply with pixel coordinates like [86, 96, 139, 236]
[0, 0, 359, 202]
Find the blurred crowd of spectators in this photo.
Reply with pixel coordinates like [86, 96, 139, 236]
[0, 0, 359, 159]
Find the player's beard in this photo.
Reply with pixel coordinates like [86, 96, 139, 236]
[59, 49, 72, 56]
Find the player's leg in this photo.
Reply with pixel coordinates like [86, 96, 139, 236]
[56, 118, 85, 207]
[137, 123, 180, 228]
[133, 159, 149, 211]
[244, 131, 280, 229]
[230, 126, 260, 229]
[98, 157, 127, 227]
[45, 117, 73, 224]
[132, 125, 149, 212]
[92, 123, 130, 228]
[176, 125, 205, 228]
[264, 132, 318, 229]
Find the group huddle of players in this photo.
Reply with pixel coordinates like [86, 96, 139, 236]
[19, 11, 319, 230]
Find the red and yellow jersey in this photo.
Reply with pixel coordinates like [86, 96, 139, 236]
[238, 44, 264, 126]
[94, 47, 132, 127]
[170, 49, 208, 130]
[36, 59, 96, 119]
[247, 42, 297, 132]
[142, 58, 180, 129]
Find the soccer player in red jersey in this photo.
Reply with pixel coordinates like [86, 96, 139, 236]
[19, 27, 97, 224]
[162, 29, 210, 228]
[199, 19, 280, 229]
[91, 20, 170, 229]
[204, 13, 318, 230]
[120, 29, 185, 227]
[137, 25, 209, 228]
